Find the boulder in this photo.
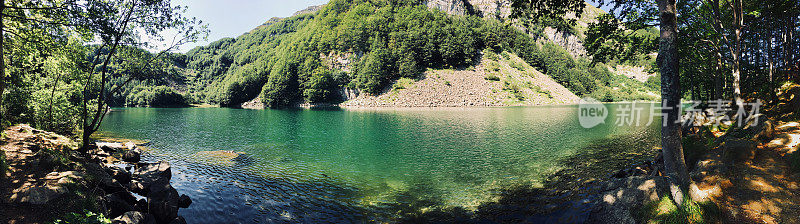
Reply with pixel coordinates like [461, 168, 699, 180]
[717, 114, 775, 144]
[721, 139, 759, 163]
[12, 186, 62, 204]
[101, 145, 117, 153]
[85, 163, 126, 193]
[122, 149, 141, 163]
[178, 194, 192, 208]
[105, 192, 135, 218]
[134, 198, 148, 213]
[98, 142, 127, 152]
[112, 211, 144, 224]
[740, 114, 775, 141]
[168, 217, 187, 224]
[112, 211, 157, 224]
[33, 150, 62, 171]
[108, 166, 132, 185]
[587, 176, 671, 224]
[147, 178, 181, 224]
[131, 161, 172, 194]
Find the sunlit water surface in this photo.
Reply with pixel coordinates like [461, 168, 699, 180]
[99, 105, 659, 223]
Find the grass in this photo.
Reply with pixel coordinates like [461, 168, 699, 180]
[485, 73, 501, 81]
[486, 61, 501, 72]
[636, 195, 723, 224]
[392, 77, 416, 90]
[509, 59, 527, 71]
[502, 81, 525, 101]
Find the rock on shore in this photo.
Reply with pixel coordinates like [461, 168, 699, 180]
[0, 124, 192, 224]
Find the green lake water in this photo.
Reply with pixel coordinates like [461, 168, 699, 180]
[98, 105, 660, 223]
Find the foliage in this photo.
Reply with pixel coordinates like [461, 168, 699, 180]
[52, 211, 112, 224]
[126, 86, 187, 107]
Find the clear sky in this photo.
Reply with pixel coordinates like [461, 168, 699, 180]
[170, 0, 329, 52]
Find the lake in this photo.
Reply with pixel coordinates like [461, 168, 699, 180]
[98, 104, 660, 223]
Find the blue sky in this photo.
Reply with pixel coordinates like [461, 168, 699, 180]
[171, 0, 328, 52]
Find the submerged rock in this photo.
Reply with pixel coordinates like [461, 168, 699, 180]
[195, 150, 254, 166]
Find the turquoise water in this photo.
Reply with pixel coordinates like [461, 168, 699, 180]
[98, 105, 660, 223]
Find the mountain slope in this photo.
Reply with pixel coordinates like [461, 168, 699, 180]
[170, 0, 657, 109]
[343, 51, 579, 107]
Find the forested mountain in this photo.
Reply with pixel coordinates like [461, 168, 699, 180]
[119, 0, 661, 108]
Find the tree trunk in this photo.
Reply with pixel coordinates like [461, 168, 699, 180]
[657, 0, 690, 201]
[715, 54, 724, 100]
[732, 0, 743, 108]
[0, 0, 5, 127]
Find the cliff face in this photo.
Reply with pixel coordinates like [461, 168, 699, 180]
[425, 0, 511, 18]
[425, 0, 598, 59]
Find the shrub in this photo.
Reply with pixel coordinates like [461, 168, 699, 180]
[393, 77, 416, 90]
[503, 81, 525, 101]
[483, 49, 499, 61]
[53, 211, 111, 224]
[486, 61, 501, 72]
[500, 51, 510, 60]
[485, 73, 500, 81]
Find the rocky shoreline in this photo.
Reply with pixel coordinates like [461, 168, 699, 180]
[1, 125, 191, 224]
